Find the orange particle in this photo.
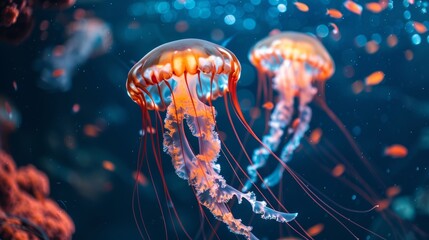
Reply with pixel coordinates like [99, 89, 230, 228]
[262, 101, 274, 110]
[133, 171, 148, 186]
[387, 34, 398, 48]
[365, 40, 379, 54]
[386, 186, 401, 198]
[269, 29, 282, 36]
[52, 69, 65, 78]
[72, 103, 80, 113]
[175, 20, 189, 33]
[12, 81, 18, 91]
[384, 144, 408, 158]
[309, 128, 322, 145]
[83, 124, 101, 137]
[146, 126, 156, 134]
[365, 71, 385, 86]
[331, 164, 345, 177]
[294, 2, 309, 12]
[250, 107, 261, 119]
[413, 21, 427, 34]
[404, 50, 414, 61]
[326, 9, 343, 19]
[376, 199, 390, 212]
[365, 2, 385, 13]
[343, 0, 363, 15]
[329, 22, 339, 35]
[307, 223, 324, 237]
[102, 160, 115, 172]
[291, 118, 300, 130]
[408, 0, 414, 4]
[352, 80, 364, 94]
[53, 45, 65, 57]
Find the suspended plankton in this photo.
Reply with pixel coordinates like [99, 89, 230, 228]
[243, 32, 335, 191]
[126, 39, 297, 240]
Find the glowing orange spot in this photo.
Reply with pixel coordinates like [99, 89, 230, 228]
[365, 2, 385, 13]
[292, 118, 300, 130]
[307, 223, 324, 237]
[365, 40, 379, 54]
[72, 103, 80, 113]
[376, 199, 390, 212]
[146, 126, 156, 134]
[269, 29, 282, 36]
[53, 45, 65, 57]
[331, 164, 345, 177]
[387, 34, 398, 48]
[52, 69, 65, 78]
[352, 80, 364, 94]
[39, 20, 49, 31]
[73, 8, 86, 20]
[329, 22, 339, 35]
[12, 81, 18, 91]
[309, 128, 322, 145]
[175, 20, 189, 33]
[413, 21, 427, 34]
[365, 71, 384, 86]
[408, 0, 414, 4]
[294, 2, 309, 12]
[326, 9, 343, 19]
[83, 124, 101, 137]
[102, 160, 115, 172]
[384, 144, 408, 158]
[250, 107, 261, 119]
[4, 101, 12, 115]
[133, 171, 148, 186]
[343, 0, 363, 15]
[262, 101, 274, 110]
[386, 186, 401, 198]
[404, 50, 414, 61]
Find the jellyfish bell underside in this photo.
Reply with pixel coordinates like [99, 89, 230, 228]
[127, 39, 297, 240]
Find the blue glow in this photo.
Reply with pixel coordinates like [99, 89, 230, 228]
[316, 24, 329, 38]
[403, 10, 411, 20]
[224, 14, 236, 25]
[277, 3, 287, 13]
[243, 18, 256, 30]
[355, 34, 367, 47]
[411, 34, 421, 45]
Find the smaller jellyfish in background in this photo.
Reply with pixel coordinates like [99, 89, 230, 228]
[243, 32, 334, 191]
[127, 39, 297, 240]
[0, 0, 75, 44]
[38, 17, 112, 92]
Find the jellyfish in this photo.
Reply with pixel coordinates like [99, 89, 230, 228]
[243, 32, 334, 191]
[38, 17, 112, 91]
[126, 39, 297, 240]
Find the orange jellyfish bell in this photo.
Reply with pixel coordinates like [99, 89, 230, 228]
[126, 39, 297, 240]
[126, 38, 240, 111]
[249, 31, 335, 82]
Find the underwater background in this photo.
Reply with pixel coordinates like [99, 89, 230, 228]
[1, 0, 429, 239]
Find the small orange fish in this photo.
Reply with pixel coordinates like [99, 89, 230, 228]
[331, 164, 345, 177]
[307, 223, 324, 237]
[365, 2, 385, 13]
[344, 0, 363, 15]
[365, 71, 384, 86]
[329, 22, 339, 35]
[262, 101, 274, 110]
[384, 144, 408, 158]
[294, 2, 309, 12]
[102, 160, 115, 172]
[326, 9, 343, 19]
[413, 21, 427, 34]
[309, 128, 322, 145]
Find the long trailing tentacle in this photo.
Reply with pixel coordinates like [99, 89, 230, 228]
[163, 74, 297, 240]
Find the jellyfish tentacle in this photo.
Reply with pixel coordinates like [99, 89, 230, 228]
[243, 61, 295, 192]
[163, 73, 297, 240]
[263, 64, 317, 188]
